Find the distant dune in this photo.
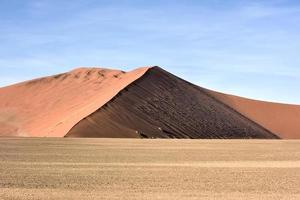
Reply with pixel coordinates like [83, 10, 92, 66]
[208, 91, 300, 139]
[0, 66, 299, 139]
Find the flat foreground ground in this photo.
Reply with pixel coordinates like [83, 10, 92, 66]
[0, 139, 300, 200]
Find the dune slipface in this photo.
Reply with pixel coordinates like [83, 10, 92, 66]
[0, 66, 299, 139]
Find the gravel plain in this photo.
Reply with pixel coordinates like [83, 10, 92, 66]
[0, 138, 299, 200]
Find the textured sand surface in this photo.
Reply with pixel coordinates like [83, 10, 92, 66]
[0, 138, 299, 200]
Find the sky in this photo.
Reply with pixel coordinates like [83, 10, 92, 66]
[0, 0, 300, 104]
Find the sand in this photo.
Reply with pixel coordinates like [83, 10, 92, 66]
[208, 91, 300, 139]
[67, 67, 277, 139]
[0, 66, 299, 138]
[0, 67, 149, 137]
[0, 138, 299, 200]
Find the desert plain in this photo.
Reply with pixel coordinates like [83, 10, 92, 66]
[0, 138, 299, 200]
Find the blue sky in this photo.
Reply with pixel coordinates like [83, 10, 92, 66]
[1, 0, 300, 104]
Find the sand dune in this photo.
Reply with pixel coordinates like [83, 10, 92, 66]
[0, 66, 299, 138]
[0, 67, 149, 137]
[66, 67, 277, 139]
[208, 91, 300, 139]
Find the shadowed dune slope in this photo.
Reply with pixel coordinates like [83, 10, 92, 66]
[66, 67, 278, 139]
[207, 91, 300, 139]
[0, 67, 149, 137]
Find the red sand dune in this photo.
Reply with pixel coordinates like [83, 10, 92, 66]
[0, 66, 299, 139]
[0, 67, 149, 137]
[207, 90, 300, 139]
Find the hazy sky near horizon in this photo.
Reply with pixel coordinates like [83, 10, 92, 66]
[1, 0, 300, 104]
